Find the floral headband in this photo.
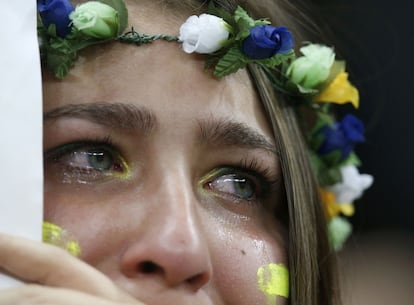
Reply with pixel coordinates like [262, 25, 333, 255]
[37, 0, 373, 250]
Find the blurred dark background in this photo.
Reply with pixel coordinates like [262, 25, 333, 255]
[310, 2, 414, 303]
[312, 0, 413, 234]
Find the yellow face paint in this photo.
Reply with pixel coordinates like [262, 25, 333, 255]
[42, 221, 81, 256]
[257, 263, 289, 305]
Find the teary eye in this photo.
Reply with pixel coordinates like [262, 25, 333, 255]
[207, 172, 257, 200]
[44, 140, 129, 184]
[203, 166, 274, 206]
[69, 149, 120, 172]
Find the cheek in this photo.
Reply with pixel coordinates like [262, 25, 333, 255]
[206, 223, 288, 305]
[44, 193, 128, 263]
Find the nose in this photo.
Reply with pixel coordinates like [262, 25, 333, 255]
[119, 175, 213, 291]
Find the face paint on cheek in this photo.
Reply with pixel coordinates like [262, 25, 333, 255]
[257, 263, 289, 305]
[42, 221, 81, 256]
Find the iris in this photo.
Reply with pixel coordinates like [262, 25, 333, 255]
[44, 141, 128, 184]
[209, 174, 256, 200]
[86, 150, 115, 171]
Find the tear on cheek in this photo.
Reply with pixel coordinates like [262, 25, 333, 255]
[42, 221, 81, 256]
[257, 263, 289, 305]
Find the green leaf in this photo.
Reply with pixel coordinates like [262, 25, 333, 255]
[310, 152, 343, 186]
[47, 49, 76, 79]
[207, 2, 235, 27]
[234, 28, 251, 42]
[283, 80, 316, 95]
[309, 132, 325, 151]
[319, 166, 343, 186]
[254, 18, 270, 26]
[234, 6, 255, 27]
[47, 23, 58, 37]
[233, 7, 254, 42]
[309, 151, 325, 176]
[233, 6, 269, 41]
[72, 37, 113, 51]
[254, 51, 295, 69]
[204, 56, 219, 71]
[46, 37, 78, 79]
[214, 47, 247, 77]
[235, 19, 252, 38]
[321, 150, 343, 167]
[296, 83, 319, 94]
[98, 0, 128, 35]
[328, 217, 352, 251]
[312, 112, 335, 132]
[341, 152, 361, 167]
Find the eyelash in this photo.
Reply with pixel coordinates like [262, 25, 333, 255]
[45, 136, 113, 162]
[238, 157, 279, 187]
[44, 136, 129, 182]
[44, 138, 279, 203]
[203, 157, 279, 204]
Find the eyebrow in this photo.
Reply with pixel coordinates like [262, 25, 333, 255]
[198, 118, 277, 155]
[44, 103, 276, 155]
[43, 102, 157, 134]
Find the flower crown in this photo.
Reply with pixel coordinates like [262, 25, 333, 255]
[37, 0, 373, 250]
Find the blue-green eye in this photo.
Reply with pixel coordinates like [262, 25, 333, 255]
[83, 150, 115, 171]
[54, 147, 122, 173]
[203, 166, 271, 203]
[208, 173, 257, 200]
[45, 141, 129, 183]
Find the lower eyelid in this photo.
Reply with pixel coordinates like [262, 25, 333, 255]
[44, 144, 131, 182]
[202, 168, 266, 197]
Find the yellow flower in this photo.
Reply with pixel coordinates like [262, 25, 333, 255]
[314, 71, 359, 108]
[320, 189, 355, 219]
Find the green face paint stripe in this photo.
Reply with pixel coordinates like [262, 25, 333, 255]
[42, 221, 81, 256]
[257, 263, 289, 304]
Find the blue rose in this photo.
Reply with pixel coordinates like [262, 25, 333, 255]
[317, 114, 365, 160]
[241, 25, 293, 59]
[38, 0, 74, 37]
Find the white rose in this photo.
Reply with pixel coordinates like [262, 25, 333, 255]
[328, 165, 373, 204]
[178, 14, 230, 54]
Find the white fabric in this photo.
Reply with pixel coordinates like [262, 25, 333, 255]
[0, 1, 43, 287]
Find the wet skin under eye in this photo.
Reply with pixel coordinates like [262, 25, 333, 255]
[44, 141, 276, 208]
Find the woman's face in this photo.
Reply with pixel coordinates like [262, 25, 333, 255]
[42, 2, 287, 305]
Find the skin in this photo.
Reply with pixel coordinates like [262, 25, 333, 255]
[0, 2, 288, 305]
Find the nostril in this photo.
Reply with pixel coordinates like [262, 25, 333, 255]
[186, 272, 210, 288]
[137, 261, 162, 274]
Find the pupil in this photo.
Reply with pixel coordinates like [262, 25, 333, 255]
[88, 151, 112, 170]
[234, 177, 254, 198]
[236, 178, 246, 189]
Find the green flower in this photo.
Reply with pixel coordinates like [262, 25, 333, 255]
[69, 1, 119, 39]
[286, 44, 335, 90]
[327, 216, 352, 251]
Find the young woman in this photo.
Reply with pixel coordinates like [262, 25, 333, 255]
[0, 0, 372, 304]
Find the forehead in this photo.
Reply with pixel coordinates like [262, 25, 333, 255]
[42, 1, 273, 139]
